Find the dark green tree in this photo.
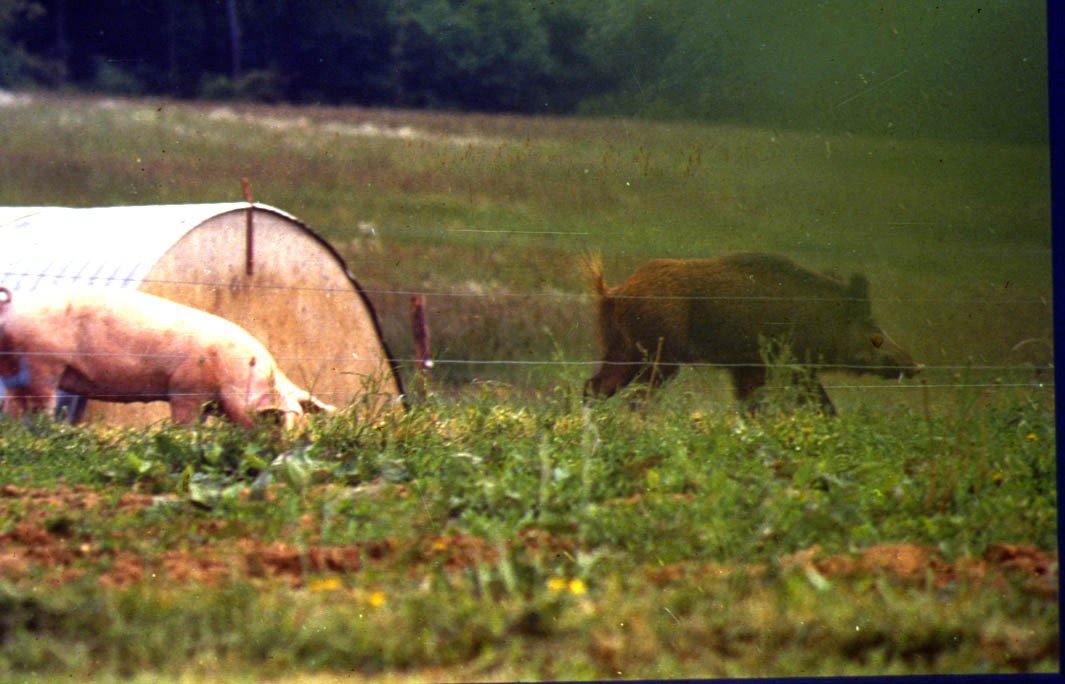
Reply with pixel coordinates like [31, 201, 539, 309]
[0, 0, 1046, 142]
[0, 0, 62, 86]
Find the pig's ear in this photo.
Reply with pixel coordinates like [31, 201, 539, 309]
[847, 275, 871, 316]
[0, 287, 10, 308]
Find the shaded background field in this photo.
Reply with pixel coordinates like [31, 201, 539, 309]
[0, 0, 1051, 413]
[0, 94, 1051, 412]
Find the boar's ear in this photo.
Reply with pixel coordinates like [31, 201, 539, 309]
[847, 274, 872, 316]
[0, 287, 10, 308]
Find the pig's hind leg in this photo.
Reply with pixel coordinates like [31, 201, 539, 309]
[2, 359, 59, 418]
[4, 386, 55, 417]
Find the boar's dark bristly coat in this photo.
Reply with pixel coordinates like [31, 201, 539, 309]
[583, 253, 921, 413]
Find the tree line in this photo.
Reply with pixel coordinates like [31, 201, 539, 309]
[0, 0, 1049, 143]
[0, 0, 615, 113]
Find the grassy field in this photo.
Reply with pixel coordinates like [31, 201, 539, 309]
[0, 92, 1056, 680]
[0, 92, 1052, 391]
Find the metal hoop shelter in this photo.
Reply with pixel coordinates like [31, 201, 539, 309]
[0, 203, 403, 424]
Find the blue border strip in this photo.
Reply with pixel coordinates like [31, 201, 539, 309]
[1047, 0, 1065, 669]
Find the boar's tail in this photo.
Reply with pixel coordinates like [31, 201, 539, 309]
[580, 253, 617, 357]
[580, 253, 608, 298]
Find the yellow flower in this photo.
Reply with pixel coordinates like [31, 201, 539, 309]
[547, 577, 568, 593]
[368, 591, 387, 607]
[1026, 433, 1038, 442]
[308, 577, 342, 593]
[548, 577, 587, 595]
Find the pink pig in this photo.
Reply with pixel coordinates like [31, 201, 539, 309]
[0, 286, 334, 428]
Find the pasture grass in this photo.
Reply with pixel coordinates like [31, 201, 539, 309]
[0, 93, 1055, 679]
[0, 380, 1057, 679]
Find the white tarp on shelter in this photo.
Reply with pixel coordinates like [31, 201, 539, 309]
[0, 203, 300, 292]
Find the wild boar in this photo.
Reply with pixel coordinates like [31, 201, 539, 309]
[583, 253, 921, 413]
[0, 286, 335, 428]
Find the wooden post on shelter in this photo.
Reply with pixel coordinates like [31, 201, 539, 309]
[241, 176, 255, 276]
[410, 294, 432, 379]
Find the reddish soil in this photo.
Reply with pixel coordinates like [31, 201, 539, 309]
[0, 484, 578, 588]
[645, 541, 1057, 600]
[0, 484, 1057, 597]
[780, 542, 1059, 598]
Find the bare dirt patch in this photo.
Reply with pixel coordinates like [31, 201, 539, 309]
[783, 542, 1057, 598]
[0, 485, 1057, 596]
[647, 544, 1057, 600]
[0, 485, 578, 588]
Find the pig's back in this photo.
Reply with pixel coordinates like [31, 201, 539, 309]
[13, 288, 270, 363]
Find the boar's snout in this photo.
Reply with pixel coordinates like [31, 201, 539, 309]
[866, 331, 921, 379]
[900, 361, 924, 379]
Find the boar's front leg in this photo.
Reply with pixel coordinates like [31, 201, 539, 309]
[730, 365, 766, 413]
[797, 373, 836, 416]
[633, 360, 678, 392]
[781, 367, 837, 415]
[731, 365, 837, 415]
[584, 359, 643, 399]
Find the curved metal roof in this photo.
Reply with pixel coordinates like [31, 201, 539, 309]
[0, 202, 302, 292]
